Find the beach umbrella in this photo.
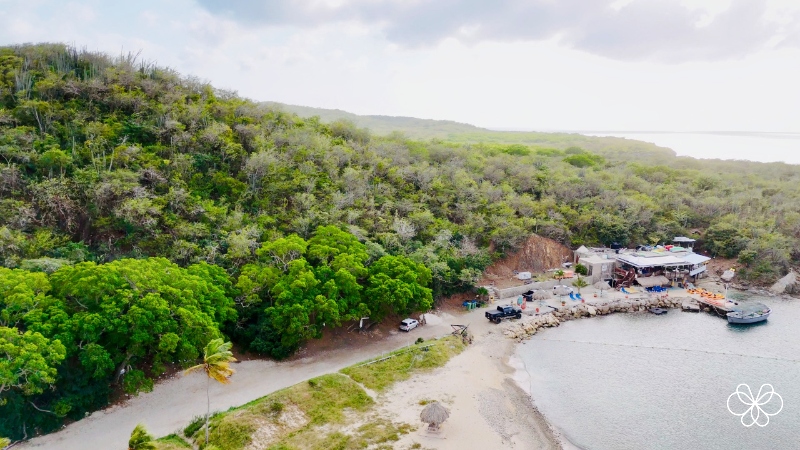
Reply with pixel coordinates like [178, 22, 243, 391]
[554, 285, 571, 301]
[420, 401, 450, 431]
[532, 290, 549, 301]
[593, 281, 610, 297]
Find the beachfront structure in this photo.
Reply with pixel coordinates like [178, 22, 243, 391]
[613, 247, 710, 288]
[673, 236, 696, 250]
[577, 238, 710, 289]
[577, 253, 617, 284]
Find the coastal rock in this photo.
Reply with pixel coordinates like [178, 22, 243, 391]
[770, 271, 797, 295]
[503, 302, 689, 342]
[721, 269, 736, 282]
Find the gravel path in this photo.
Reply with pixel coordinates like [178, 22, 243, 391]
[19, 313, 464, 450]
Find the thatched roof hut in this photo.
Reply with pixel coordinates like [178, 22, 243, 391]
[532, 290, 549, 301]
[420, 402, 450, 430]
[593, 280, 610, 291]
[593, 280, 610, 297]
[553, 285, 571, 298]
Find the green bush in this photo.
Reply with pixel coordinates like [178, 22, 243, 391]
[123, 370, 154, 395]
[183, 415, 205, 438]
[563, 152, 605, 168]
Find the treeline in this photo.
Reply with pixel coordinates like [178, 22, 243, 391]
[1, 258, 234, 439]
[0, 240, 431, 439]
[1, 43, 800, 439]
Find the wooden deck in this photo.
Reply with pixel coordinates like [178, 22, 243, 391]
[694, 296, 735, 313]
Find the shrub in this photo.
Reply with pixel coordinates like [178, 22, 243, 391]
[123, 370, 154, 395]
[269, 401, 284, 415]
[184, 415, 205, 438]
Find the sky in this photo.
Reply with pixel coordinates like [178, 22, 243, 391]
[1, 0, 800, 132]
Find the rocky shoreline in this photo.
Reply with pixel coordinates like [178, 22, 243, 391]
[503, 295, 686, 341]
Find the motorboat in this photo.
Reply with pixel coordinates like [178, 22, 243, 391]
[726, 303, 771, 324]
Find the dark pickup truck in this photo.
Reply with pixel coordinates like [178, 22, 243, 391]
[485, 305, 522, 323]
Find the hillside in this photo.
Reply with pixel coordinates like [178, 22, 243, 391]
[268, 101, 679, 161]
[264, 101, 484, 138]
[1, 43, 800, 441]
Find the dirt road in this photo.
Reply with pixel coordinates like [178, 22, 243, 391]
[20, 310, 485, 450]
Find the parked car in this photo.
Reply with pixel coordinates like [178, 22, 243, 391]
[399, 318, 419, 331]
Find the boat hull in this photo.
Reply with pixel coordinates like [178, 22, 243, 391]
[726, 311, 770, 324]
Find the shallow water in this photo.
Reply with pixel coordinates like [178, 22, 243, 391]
[516, 296, 800, 450]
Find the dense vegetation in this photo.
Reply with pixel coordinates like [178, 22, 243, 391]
[1, 43, 799, 440]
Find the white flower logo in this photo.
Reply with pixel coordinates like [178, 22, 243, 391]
[727, 384, 783, 427]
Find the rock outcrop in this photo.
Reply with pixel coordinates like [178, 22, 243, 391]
[503, 296, 685, 341]
[721, 269, 736, 282]
[770, 271, 798, 295]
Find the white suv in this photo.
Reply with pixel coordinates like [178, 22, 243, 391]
[399, 318, 419, 331]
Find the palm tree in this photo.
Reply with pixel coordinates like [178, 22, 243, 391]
[184, 339, 237, 445]
[1, 437, 11, 449]
[128, 424, 156, 450]
[572, 276, 588, 294]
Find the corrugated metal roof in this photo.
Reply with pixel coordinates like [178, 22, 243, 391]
[579, 254, 613, 265]
[680, 253, 711, 265]
[616, 254, 687, 268]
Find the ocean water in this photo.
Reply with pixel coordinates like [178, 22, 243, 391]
[584, 132, 800, 165]
[516, 295, 800, 450]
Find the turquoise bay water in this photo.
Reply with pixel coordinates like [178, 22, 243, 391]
[516, 296, 800, 450]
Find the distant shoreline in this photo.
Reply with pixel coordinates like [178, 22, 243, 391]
[486, 129, 800, 138]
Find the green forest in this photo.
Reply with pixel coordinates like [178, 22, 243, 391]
[1, 43, 799, 440]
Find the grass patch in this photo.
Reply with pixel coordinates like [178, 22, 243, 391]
[340, 335, 466, 391]
[277, 416, 412, 450]
[179, 337, 464, 450]
[154, 434, 192, 449]
[195, 374, 373, 450]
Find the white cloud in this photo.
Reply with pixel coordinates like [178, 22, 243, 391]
[139, 10, 160, 27]
[0, 0, 798, 133]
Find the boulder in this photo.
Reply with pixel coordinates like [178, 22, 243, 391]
[721, 269, 736, 282]
[770, 271, 797, 295]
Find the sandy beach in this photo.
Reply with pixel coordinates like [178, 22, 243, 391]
[389, 281, 734, 450]
[378, 324, 564, 450]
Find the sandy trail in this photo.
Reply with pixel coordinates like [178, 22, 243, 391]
[19, 312, 466, 450]
[380, 328, 562, 450]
